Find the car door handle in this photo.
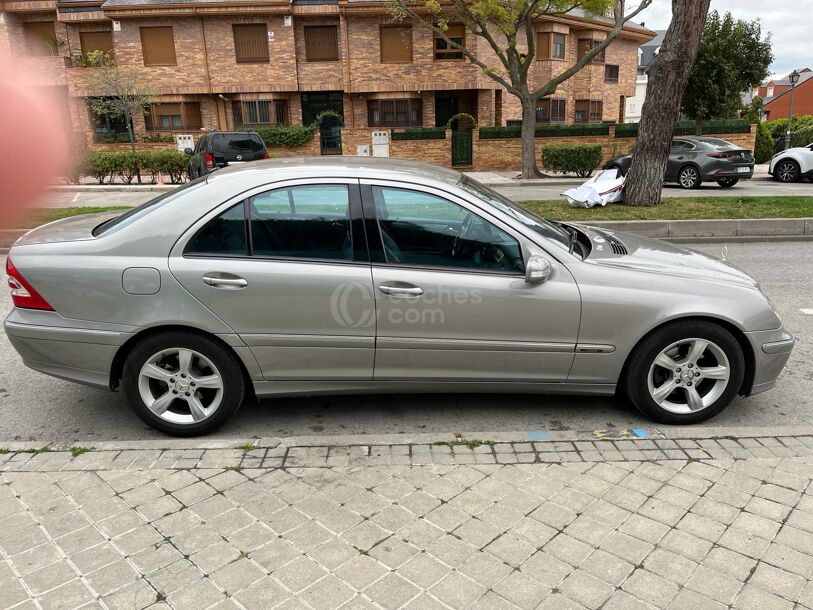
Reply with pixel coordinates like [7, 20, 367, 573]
[378, 283, 424, 297]
[202, 275, 248, 289]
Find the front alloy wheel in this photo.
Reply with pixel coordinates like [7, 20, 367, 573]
[624, 321, 745, 424]
[775, 160, 800, 183]
[678, 166, 701, 189]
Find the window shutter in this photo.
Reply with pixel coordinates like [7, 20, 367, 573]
[184, 103, 202, 129]
[23, 21, 57, 57]
[233, 24, 269, 63]
[79, 31, 113, 56]
[140, 27, 176, 66]
[380, 26, 412, 63]
[536, 32, 551, 60]
[304, 25, 339, 62]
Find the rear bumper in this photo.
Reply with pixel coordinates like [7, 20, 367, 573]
[743, 326, 795, 396]
[4, 315, 132, 390]
[703, 167, 754, 181]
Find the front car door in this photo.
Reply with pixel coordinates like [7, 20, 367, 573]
[665, 139, 693, 181]
[169, 179, 376, 380]
[361, 180, 581, 382]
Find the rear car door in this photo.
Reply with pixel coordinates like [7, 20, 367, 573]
[169, 179, 375, 380]
[361, 181, 581, 382]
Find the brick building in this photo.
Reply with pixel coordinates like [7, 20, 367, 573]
[0, 0, 654, 151]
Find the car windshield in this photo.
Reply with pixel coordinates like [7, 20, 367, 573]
[211, 134, 264, 155]
[458, 176, 572, 253]
[92, 177, 207, 236]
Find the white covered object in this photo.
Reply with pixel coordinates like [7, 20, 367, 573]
[561, 169, 625, 208]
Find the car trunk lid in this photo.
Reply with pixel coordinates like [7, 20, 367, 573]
[13, 212, 119, 246]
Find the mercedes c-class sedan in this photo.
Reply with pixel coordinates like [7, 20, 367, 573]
[604, 136, 755, 188]
[5, 158, 793, 435]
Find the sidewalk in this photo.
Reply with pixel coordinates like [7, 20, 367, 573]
[1, 433, 812, 609]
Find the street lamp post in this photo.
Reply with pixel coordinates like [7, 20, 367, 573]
[785, 69, 801, 150]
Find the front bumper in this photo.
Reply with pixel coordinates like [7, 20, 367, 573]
[743, 326, 795, 395]
[4, 311, 132, 390]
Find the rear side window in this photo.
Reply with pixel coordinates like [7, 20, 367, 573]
[186, 203, 247, 255]
[250, 185, 351, 260]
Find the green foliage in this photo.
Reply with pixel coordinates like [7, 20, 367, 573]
[70, 447, 93, 457]
[445, 113, 478, 130]
[764, 115, 813, 141]
[541, 144, 603, 177]
[141, 132, 175, 143]
[479, 123, 609, 139]
[742, 97, 763, 124]
[73, 150, 191, 184]
[682, 11, 773, 122]
[792, 126, 813, 148]
[240, 109, 343, 149]
[391, 127, 447, 141]
[754, 122, 775, 163]
[73, 50, 115, 68]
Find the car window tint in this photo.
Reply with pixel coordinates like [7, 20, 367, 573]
[211, 134, 264, 154]
[250, 185, 352, 260]
[186, 202, 247, 255]
[373, 186, 523, 273]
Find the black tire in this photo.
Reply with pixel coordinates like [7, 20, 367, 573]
[122, 331, 246, 436]
[623, 321, 745, 425]
[678, 165, 702, 189]
[773, 159, 800, 183]
[716, 177, 739, 188]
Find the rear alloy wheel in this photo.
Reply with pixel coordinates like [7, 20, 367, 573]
[624, 321, 745, 424]
[774, 159, 800, 183]
[678, 166, 701, 189]
[122, 332, 245, 436]
[716, 177, 739, 188]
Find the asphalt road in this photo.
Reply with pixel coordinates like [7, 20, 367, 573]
[1, 241, 811, 443]
[35, 176, 813, 210]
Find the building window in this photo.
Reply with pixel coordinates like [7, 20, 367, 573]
[23, 21, 58, 57]
[434, 24, 464, 60]
[575, 100, 603, 123]
[233, 24, 269, 63]
[368, 98, 422, 127]
[233, 100, 289, 125]
[144, 102, 202, 130]
[537, 32, 566, 60]
[140, 27, 176, 66]
[380, 25, 412, 63]
[304, 25, 339, 62]
[536, 98, 566, 123]
[79, 30, 114, 56]
[605, 64, 619, 82]
[577, 38, 605, 64]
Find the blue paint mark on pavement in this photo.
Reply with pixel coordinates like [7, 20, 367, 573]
[528, 430, 551, 441]
[632, 428, 648, 438]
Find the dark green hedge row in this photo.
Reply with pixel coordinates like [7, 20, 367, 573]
[391, 128, 447, 141]
[480, 123, 610, 139]
[541, 144, 603, 178]
[616, 119, 751, 138]
[67, 150, 190, 184]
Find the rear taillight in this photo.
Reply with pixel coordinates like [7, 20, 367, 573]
[205, 152, 215, 170]
[263, 152, 270, 159]
[5, 257, 53, 311]
[706, 152, 730, 158]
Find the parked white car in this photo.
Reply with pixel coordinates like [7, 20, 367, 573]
[769, 143, 813, 182]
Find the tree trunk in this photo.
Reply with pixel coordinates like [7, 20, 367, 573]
[695, 111, 703, 135]
[624, 0, 712, 206]
[519, 97, 541, 179]
[125, 113, 142, 184]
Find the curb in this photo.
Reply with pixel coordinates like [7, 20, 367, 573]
[5, 218, 813, 249]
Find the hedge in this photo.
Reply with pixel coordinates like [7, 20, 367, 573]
[541, 144, 603, 177]
[480, 123, 609, 139]
[391, 127, 447, 141]
[616, 119, 751, 138]
[754, 122, 774, 163]
[67, 150, 191, 184]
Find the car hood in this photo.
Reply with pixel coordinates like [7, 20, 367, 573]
[571, 224, 759, 289]
[14, 212, 120, 246]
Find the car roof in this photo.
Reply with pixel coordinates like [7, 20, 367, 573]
[206, 155, 463, 186]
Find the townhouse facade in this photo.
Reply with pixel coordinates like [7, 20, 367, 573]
[0, 0, 654, 154]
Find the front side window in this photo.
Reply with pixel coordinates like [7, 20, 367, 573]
[250, 185, 352, 260]
[373, 186, 523, 273]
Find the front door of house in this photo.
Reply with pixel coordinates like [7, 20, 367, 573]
[435, 96, 459, 128]
[301, 92, 344, 155]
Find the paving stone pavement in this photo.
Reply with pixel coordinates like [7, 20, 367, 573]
[1, 437, 813, 609]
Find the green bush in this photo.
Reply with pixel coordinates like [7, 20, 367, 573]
[541, 144, 603, 177]
[391, 128, 446, 141]
[791, 126, 813, 148]
[68, 150, 190, 184]
[764, 115, 813, 141]
[754, 122, 775, 163]
[248, 125, 315, 148]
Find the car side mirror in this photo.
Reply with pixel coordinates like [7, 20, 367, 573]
[183, 147, 193, 155]
[525, 255, 552, 284]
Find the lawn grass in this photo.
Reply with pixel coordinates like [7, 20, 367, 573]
[22, 206, 130, 228]
[518, 196, 813, 222]
[17, 195, 813, 229]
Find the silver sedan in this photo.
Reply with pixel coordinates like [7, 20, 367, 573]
[4, 158, 794, 436]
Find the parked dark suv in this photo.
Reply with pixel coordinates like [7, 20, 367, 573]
[604, 136, 755, 189]
[186, 131, 269, 178]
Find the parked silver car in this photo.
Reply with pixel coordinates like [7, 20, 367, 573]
[4, 158, 794, 435]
